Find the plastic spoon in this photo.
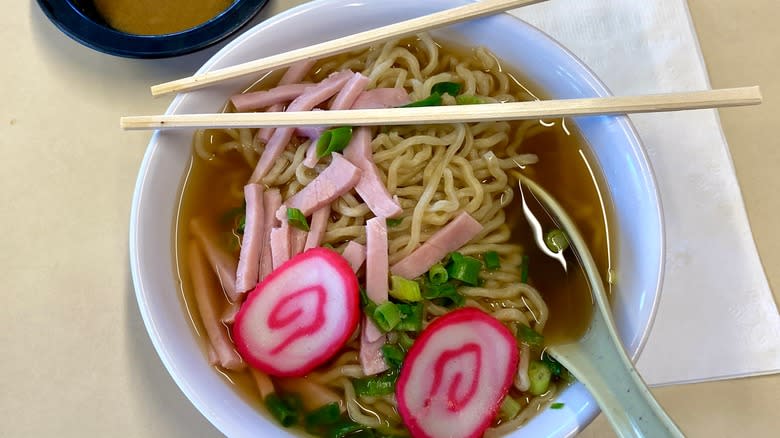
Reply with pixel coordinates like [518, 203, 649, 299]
[514, 172, 685, 438]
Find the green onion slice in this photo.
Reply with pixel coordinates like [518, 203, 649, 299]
[381, 343, 406, 369]
[286, 207, 310, 231]
[304, 402, 341, 429]
[352, 370, 399, 397]
[402, 93, 442, 108]
[528, 360, 552, 396]
[428, 263, 448, 285]
[386, 217, 403, 227]
[265, 393, 299, 427]
[431, 81, 462, 97]
[499, 395, 522, 420]
[455, 94, 485, 105]
[520, 254, 530, 284]
[550, 402, 565, 410]
[421, 281, 464, 308]
[395, 302, 423, 332]
[445, 252, 482, 286]
[372, 301, 401, 332]
[316, 126, 353, 158]
[389, 275, 422, 302]
[516, 323, 544, 347]
[483, 251, 501, 270]
[544, 228, 570, 253]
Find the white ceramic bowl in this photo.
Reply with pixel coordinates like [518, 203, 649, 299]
[130, 0, 665, 436]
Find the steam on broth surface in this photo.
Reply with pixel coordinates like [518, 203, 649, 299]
[175, 35, 610, 437]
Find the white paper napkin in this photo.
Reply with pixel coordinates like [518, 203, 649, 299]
[510, 0, 780, 385]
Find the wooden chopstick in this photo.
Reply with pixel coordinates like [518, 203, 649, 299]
[122, 86, 762, 130]
[150, 0, 547, 96]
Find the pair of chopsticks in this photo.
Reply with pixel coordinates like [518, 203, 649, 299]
[122, 0, 761, 131]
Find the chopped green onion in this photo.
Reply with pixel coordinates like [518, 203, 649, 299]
[431, 81, 462, 97]
[455, 94, 485, 105]
[428, 263, 448, 285]
[520, 254, 530, 284]
[499, 395, 522, 420]
[445, 252, 482, 286]
[389, 275, 422, 302]
[265, 393, 299, 427]
[386, 217, 403, 227]
[421, 281, 464, 308]
[287, 207, 310, 231]
[324, 419, 366, 438]
[528, 360, 552, 395]
[396, 331, 415, 350]
[483, 251, 501, 270]
[359, 287, 370, 307]
[316, 126, 353, 158]
[372, 301, 401, 332]
[516, 323, 544, 347]
[304, 402, 342, 430]
[395, 302, 423, 332]
[544, 229, 569, 253]
[352, 370, 398, 397]
[550, 402, 565, 410]
[541, 352, 564, 378]
[402, 93, 442, 107]
[381, 343, 406, 369]
[345, 430, 376, 438]
[236, 215, 246, 234]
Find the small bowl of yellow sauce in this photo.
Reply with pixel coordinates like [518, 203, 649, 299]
[36, 0, 269, 58]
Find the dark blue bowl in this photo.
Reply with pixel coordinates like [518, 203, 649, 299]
[36, 0, 269, 58]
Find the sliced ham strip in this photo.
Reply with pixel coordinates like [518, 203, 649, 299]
[188, 240, 244, 371]
[286, 153, 362, 216]
[231, 83, 311, 112]
[235, 184, 264, 293]
[280, 59, 316, 85]
[221, 301, 241, 325]
[360, 318, 389, 376]
[250, 70, 355, 183]
[269, 225, 290, 270]
[302, 141, 321, 168]
[344, 127, 402, 218]
[331, 73, 370, 110]
[207, 343, 219, 366]
[251, 369, 275, 399]
[296, 126, 326, 141]
[363, 217, 388, 344]
[365, 217, 389, 304]
[259, 189, 282, 281]
[255, 103, 282, 143]
[304, 205, 331, 251]
[352, 87, 411, 109]
[290, 227, 308, 258]
[391, 212, 483, 280]
[303, 72, 369, 169]
[340, 241, 366, 272]
[254, 60, 316, 143]
[190, 217, 240, 302]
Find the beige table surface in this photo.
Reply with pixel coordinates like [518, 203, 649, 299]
[1, 0, 777, 436]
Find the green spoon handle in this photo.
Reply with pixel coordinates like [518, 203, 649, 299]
[548, 311, 685, 438]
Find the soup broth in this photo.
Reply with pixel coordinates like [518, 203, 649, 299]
[92, 0, 234, 35]
[175, 37, 612, 435]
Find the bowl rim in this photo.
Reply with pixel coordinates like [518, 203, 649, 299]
[35, 0, 270, 58]
[129, 0, 666, 436]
